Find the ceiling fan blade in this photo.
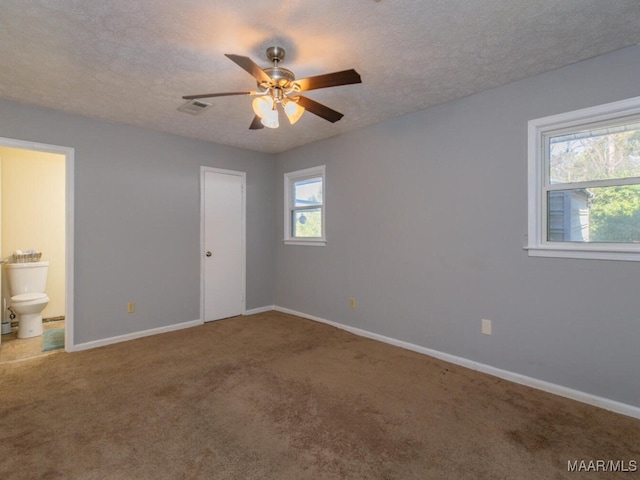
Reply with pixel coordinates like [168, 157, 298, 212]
[182, 91, 255, 100]
[225, 54, 273, 84]
[296, 95, 344, 123]
[249, 115, 264, 130]
[295, 69, 362, 92]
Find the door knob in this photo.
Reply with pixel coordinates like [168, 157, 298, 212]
[206, 251, 212, 257]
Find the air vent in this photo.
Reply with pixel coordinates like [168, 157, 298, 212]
[178, 99, 212, 115]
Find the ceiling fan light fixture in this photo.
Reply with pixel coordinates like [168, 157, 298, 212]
[184, 46, 362, 130]
[252, 95, 273, 119]
[284, 98, 305, 125]
[260, 106, 279, 129]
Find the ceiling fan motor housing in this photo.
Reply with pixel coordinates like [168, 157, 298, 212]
[262, 66, 295, 88]
[263, 47, 295, 88]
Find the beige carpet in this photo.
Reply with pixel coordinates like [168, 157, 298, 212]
[1, 311, 638, 479]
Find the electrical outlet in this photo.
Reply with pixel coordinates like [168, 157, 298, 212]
[481, 319, 492, 335]
[127, 302, 135, 313]
[350, 297, 356, 309]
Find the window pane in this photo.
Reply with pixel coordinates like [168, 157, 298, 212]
[294, 177, 322, 207]
[292, 208, 322, 238]
[549, 121, 640, 184]
[547, 185, 640, 243]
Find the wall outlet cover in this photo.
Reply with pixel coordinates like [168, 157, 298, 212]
[481, 319, 492, 335]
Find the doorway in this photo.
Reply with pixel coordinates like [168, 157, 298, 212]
[200, 167, 245, 322]
[0, 137, 74, 356]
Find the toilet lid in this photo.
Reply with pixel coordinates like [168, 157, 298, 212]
[11, 293, 47, 302]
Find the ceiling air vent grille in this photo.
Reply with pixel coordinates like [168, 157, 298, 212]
[178, 99, 212, 115]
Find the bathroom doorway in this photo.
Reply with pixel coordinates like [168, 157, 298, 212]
[0, 137, 74, 360]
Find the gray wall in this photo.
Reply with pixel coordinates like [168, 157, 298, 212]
[0, 100, 275, 344]
[275, 45, 640, 407]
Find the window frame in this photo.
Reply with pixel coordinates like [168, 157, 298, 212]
[283, 165, 326, 246]
[527, 96, 640, 261]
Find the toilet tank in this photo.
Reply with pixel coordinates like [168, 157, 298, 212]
[5, 261, 49, 296]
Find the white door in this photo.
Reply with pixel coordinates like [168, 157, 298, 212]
[202, 168, 245, 322]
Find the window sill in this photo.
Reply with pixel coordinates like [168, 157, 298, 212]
[526, 245, 640, 262]
[283, 239, 327, 247]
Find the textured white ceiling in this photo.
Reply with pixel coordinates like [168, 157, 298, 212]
[1, 0, 639, 153]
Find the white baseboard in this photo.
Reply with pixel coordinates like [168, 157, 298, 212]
[70, 319, 203, 352]
[69, 305, 276, 352]
[274, 306, 640, 420]
[244, 305, 276, 315]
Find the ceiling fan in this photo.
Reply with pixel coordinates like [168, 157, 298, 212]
[182, 46, 362, 130]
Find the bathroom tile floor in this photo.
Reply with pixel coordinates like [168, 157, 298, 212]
[0, 320, 65, 364]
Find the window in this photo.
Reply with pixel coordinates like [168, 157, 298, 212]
[528, 96, 640, 261]
[284, 165, 326, 246]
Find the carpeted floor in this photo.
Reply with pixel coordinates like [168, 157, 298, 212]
[1, 311, 638, 479]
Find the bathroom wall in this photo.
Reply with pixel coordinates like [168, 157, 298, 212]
[0, 146, 66, 319]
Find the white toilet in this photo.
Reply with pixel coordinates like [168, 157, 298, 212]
[5, 261, 50, 339]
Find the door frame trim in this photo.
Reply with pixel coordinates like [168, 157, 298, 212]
[199, 166, 246, 323]
[0, 136, 74, 351]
